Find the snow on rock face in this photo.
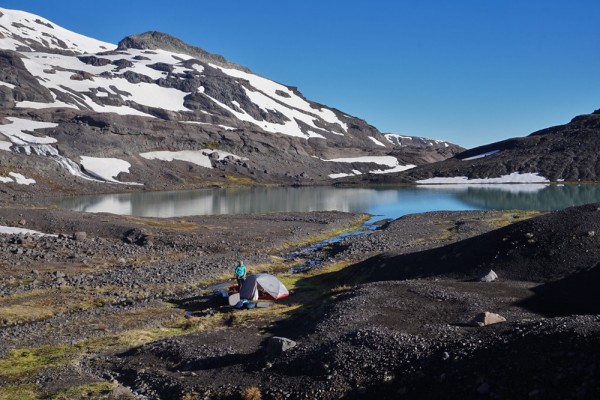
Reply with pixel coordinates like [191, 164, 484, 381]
[207, 63, 348, 139]
[418, 183, 549, 194]
[323, 156, 400, 167]
[324, 156, 416, 178]
[79, 156, 142, 185]
[0, 172, 35, 185]
[211, 64, 348, 131]
[18, 53, 187, 115]
[0, 7, 113, 53]
[462, 150, 500, 161]
[0, 140, 12, 151]
[370, 164, 416, 174]
[369, 136, 386, 147]
[0, 117, 57, 145]
[0, 225, 55, 236]
[139, 149, 245, 168]
[385, 134, 450, 149]
[416, 172, 550, 184]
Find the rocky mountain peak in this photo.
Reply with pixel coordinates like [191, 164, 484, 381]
[117, 31, 248, 71]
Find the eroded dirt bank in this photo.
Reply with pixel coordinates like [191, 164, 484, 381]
[1, 204, 599, 399]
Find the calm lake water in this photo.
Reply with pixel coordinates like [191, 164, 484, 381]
[46, 183, 600, 220]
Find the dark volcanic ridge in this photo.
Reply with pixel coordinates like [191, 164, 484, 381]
[364, 108, 600, 184]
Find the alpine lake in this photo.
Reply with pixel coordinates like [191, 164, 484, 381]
[45, 183, 600, 220]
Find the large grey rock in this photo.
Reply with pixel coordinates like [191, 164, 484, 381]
[0, 50, 54, 105]
[479, 269, 498, 282]
[468, 312, 506, 327]
[266, 336, 297, 355]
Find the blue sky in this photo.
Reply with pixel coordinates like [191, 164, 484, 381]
[2, 1, 600, 149]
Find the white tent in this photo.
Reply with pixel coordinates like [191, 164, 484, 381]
[239, 274, 289, 300]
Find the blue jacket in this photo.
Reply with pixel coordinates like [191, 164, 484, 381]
[235, 264, 246, 279]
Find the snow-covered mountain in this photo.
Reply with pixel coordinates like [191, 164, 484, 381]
[0, 7, 461, 196]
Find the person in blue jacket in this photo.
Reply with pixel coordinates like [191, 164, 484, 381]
[234, 260, 247, 290]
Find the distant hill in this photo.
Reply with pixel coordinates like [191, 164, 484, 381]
[364, 109, 600, 184]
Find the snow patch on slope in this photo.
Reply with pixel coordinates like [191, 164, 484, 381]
[140, 149, 245, 168]
[419, 183, 548, 194]
[325, 156, 416, 178]
[80, 156, 142, 185]
[18, 53, 186, 115]
[0, 7, 113, 53]
[369, 137, 386, 147]
[370, 164, 416, 174]
[0, 172, 35, 185]
[212, 64, 348, 131]
[0, 225, 56, 236]
[0, 117, 57, 145]
[417, 172, 550, 184]
[323, 156, 400, 167]
[462, 150, 500, 161]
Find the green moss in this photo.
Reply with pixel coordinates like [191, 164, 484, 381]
[0, 346, 78, 380]
[46, 382, 120, 400]
[225, 175, 256, 185]
[0, 384, 39, 400]
[203, 141, 220, 150]
[491, 211, 540, 228]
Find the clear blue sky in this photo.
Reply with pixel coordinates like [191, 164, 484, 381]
[2, 0, 600, 149]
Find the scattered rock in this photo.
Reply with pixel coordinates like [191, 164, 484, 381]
[266, 336, 297, 355]
[73, 231, 87, 241]
[479, 269, 498, 282]
[468, 311, 507, 327]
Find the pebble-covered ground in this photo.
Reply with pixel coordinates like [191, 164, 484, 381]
[2, 204, 600, 399]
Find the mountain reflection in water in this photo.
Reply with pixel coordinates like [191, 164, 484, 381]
[46, 184, 600, 219]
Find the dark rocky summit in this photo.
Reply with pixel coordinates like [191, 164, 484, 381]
[117, 31, 247, 72]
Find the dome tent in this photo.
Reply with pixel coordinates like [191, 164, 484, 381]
[239, 274, 289, 301]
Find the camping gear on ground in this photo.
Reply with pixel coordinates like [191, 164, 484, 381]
[234, 299, 256, 309]
[228, 292, 241, 306]
[239, 274, 289, 301]
[256, 301, 273, 308]
[214, 290, 229, 300]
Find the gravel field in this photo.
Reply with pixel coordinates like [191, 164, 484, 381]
[1, 204, 599, 399]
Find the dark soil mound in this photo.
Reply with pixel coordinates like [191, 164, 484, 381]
[346, 202, 600, 284]
[518, 262, 600, 316]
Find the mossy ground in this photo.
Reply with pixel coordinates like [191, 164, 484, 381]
[0, 212, 369, 399]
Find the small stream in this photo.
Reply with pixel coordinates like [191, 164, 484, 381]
[285, 216, 385, 273]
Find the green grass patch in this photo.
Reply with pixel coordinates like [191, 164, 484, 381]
[0, 346, 79, 380]
[203, 141, 220, 150]
[0, 384, 39, 400]
[46, 382, 120, 400]
[124, 216, 199, 230]
[490, 211, 540, 228]
[0, 289, 115, 325]
[225, 175, 256, 185]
